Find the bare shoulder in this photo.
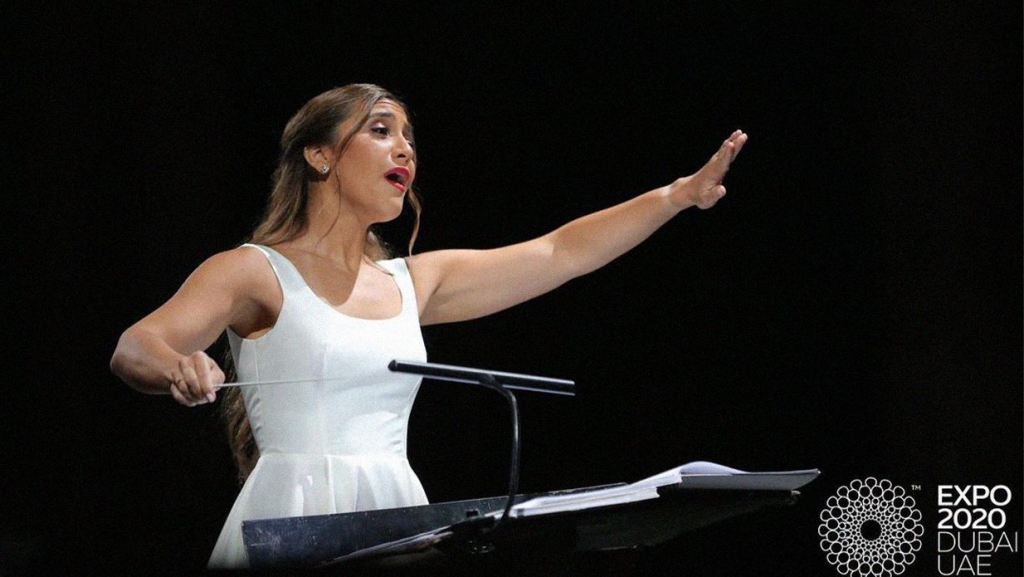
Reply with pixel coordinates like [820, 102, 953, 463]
[404, 250, 453, 290]
[403, 249, 480, 319]
[191, 246, 281, 336]
[189, 245, 272, 287]
[185, 246, 280, 310]
[405, 249, 470, 275]
[404, 252, 442, 314]
[127, 245, 281, 348]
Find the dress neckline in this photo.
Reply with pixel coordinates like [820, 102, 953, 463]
[259, 244, 406, 322]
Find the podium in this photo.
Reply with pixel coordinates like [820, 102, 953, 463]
[242, 471, 818, 570]
[237, 362, 820, 571]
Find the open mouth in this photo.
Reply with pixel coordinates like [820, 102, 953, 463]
[384, 168, 409, 192]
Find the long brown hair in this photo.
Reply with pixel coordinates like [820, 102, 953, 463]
[221, 84, 423, 484]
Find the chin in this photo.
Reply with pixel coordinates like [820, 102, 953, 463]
[376, 201, 405, 223]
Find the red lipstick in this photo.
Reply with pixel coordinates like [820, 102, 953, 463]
[383, 167, 410, 192]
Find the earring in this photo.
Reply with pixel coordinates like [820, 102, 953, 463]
[321, 165, 329, 174]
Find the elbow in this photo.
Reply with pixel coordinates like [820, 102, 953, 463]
[109, 332, 132, 385]
[110, 329, 150, 393]
[110, 346, 128, 382]
[544, 233, 587, 283]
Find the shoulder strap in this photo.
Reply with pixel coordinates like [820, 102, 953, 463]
[239, 243, 308, 294]
[377, 257, 419, 317]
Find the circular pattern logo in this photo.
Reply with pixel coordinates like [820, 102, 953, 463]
[819, 478, 924, 576]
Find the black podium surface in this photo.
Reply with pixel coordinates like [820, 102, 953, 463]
[242, 471, 816, 571]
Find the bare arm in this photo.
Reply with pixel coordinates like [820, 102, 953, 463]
[110, 247, 273, 406]
[409, 131, 747, 326]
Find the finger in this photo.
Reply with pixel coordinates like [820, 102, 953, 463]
[730, 132, 748, 160]
[208, 357, 226, 385]
[699, 185, 726, 209]
[170, 381, 195, 407]
[709, 139, 729, 164]
[718, 142, 735, 167]
[205, 357, 224, 402]
[178, 358, 205, 403]
[194, 353, 216, 403]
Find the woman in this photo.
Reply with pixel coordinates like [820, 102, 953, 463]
[110, 84, 747, 567]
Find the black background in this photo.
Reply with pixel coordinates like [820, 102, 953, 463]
[5, 2, 1021, 575]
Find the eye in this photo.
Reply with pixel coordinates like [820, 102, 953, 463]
[370, 125, 390, 136]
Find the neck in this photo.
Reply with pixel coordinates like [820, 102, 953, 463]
[292, 183, 372, 270]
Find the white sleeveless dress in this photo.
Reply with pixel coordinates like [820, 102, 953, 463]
[207, 244, 429, 569]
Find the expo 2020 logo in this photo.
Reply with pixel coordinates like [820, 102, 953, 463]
[819, 478, 925, 577]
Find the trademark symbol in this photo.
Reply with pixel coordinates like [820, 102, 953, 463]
[911, 484, 921, 491]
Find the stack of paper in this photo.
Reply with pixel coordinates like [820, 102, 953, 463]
[508, 461, 819, 518]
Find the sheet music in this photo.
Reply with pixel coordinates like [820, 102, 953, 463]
[509, 461, 819, 518]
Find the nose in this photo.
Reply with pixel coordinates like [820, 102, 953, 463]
[394, 135, 415, 164]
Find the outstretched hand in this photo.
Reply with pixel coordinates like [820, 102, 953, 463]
[668, 130, 748, 210]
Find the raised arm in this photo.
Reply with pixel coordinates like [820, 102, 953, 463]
[408, 130, 747, 326]
[110, 247, 275, 406]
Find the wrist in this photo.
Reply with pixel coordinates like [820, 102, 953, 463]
[662, 178, 696, 212]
